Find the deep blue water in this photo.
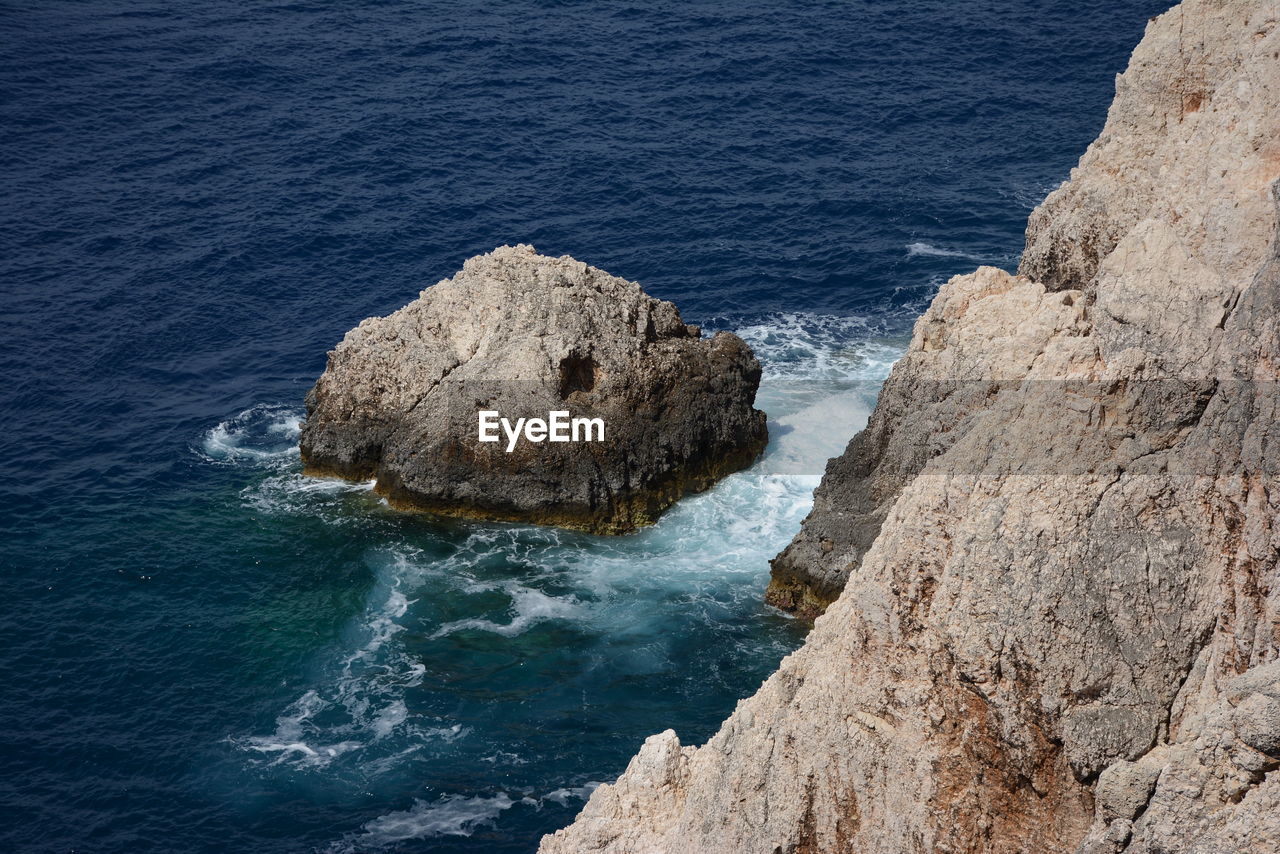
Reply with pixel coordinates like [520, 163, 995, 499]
[2, 2, 1167, 851]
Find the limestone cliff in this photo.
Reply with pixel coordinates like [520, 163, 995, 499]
[301, 245, 767, 534]
[543, 1, 1280, 851]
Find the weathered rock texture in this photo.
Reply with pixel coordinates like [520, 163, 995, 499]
[544, 2, 1280, 852]
[300, 245, 766, 534]
[769, 0, 1280, 618]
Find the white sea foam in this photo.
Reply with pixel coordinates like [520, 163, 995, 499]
[333, 793, 519, 850]
[241, 471, 377, 519]
[729, 313, 900, 474]
[431, 583, 583, 639]
[330, 784, 603, 850]
[200, 404, 377, 519]
[760, 394, 869, 475]
[542, 782, 603, 806]
[241, 690, 365, 767]
[199, 403, 302, 464]
[905, 241, 987, 260]
[732, 312, 901, 383]
[238, 550, 453, 770]
[905, 241, 1021, 268]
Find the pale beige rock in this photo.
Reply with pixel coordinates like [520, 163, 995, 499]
[543, 2, 1280, 852]
[300, 245, 766, 533]
[1094, 749, 1166, 824]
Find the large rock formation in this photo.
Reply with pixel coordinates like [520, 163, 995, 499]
[769, 0, 1280, 618]
[544, 1, 1280, 852]
[300, 245, 767, 534]
[764, 264, 1075, 616]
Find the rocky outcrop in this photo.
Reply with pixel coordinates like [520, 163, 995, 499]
[544, 2, 1280, 852]
[765, 265, 1092, 616]
[300, 245, 767, 534]
[768, 0, 1280, 618]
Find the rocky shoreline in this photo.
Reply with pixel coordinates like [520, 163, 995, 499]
[543, 1, 1280, 851]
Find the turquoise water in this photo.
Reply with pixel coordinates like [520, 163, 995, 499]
[1, 0, 1166, 849]
[194, 319, 894, 850]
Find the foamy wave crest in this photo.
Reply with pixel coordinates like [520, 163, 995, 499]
[202, 405, 381, 521]
[330, 784, 603, 851]
[238, 550, 460, 771]
[240, 690, 365, 768]
[431, 583, 583, 639]
[241, 471, 376, 520]
[543, 782, 602, 806]
[199, 404, 302, 465]
[331, 793, 521, 851]
[200, 404, 379, 518]
[731, 312, 902, 383]
[726, 312, 903, 473]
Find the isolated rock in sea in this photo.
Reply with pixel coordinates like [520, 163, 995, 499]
[300, 245, 767, 534]
[544, 2, 1280, 852]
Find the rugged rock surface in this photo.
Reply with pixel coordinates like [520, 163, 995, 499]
[765, 265, 1090, 616]
[544, 2, 1280, 852]
[769, 0, 1280, 617]
[300, 245, 767, 534]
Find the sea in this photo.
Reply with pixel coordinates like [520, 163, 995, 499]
[0, 1, 1168, 851]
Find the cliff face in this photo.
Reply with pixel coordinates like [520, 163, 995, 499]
[544, 2, 1280, 852]
[300, 245, 766, 534]
[768, 0, 1280, 618]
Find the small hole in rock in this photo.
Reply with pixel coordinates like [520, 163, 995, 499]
[559, 353, 599, 398]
